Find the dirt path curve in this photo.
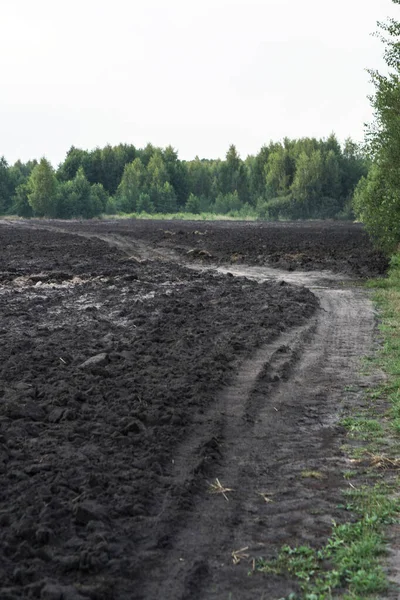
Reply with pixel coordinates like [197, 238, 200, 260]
[137, 266, 380, 599]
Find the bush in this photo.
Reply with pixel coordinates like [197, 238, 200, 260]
[12, 183, 33, 217]
[136, 193, 154, 214]
[105, 196, 117, 215]
[213, 191, 242, 214]
[265, 196, 293, 220]
[185, 193, 201, 214]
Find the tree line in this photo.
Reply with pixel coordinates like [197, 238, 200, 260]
[0, 135, 368, 221]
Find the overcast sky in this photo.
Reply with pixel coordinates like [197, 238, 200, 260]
[0, 0, 396, 166]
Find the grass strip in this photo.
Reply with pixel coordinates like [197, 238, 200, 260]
[101, 211, 258, 221]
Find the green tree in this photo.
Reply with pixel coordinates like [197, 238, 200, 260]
[100, 145, 121, 194]
[247, 145, 271, 201]
[57, 146, 89, 182]
[147, 152, 170, 210]
[13, 183, 33, 217]
[136, 193, 154, 213]
[353, 164, 400, 251]
[158, 181, 177, 213]
[56, 168, 104, 218]
[291, 150, 323, 217]
[56, 180, 76, 218]
[9, 159, 37, 196]
[342, 139, 368, 200]
[163, 146, 189, 207]
[214, 191, 241, 214]
[139, 143, 156, 167]
[70, 167, 93, 217]
[264, 148, 293, 199]
[0, 157, 14, 214]
[185, 193, 201, 214]
[117, 158, 146, 212]
[90, 183, 109, 214]
[187, 156, 214, 200]
[28, 158, 58, 216]
[219, 144, 250, 203]
[353, 1, 400, 250]
[322, 150, 342, 201]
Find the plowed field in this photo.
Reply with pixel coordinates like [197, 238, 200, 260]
[0, 219, 387, 600]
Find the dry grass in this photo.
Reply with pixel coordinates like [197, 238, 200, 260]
[367, 452, 400, 469]
[208, 478, 234, 501]
[232, 547, 250, 565]
[258, 492, 274, 503]
[301, 470, 326, 480]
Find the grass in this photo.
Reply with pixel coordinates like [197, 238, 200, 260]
[301, 470, 326, 480]
[208, 478, 234, 501]
[255, 485, 399, 599]
[102, 211, 258, 221]
[340, 416, 384, 440]
[367, 254, 400, 435]
[253, 254, 400, 599]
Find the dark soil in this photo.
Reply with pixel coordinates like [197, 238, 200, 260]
[0, 219, 385, 599]
[40, 218, 388, 277]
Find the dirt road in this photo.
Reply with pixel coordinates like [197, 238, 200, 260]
[138, 266, 379, 600]
[0, 220, 384, 599]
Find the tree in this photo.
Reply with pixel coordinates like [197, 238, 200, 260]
[136, 193, 154, 213]
[9, 159, 37, 196]
[57, 146, 88, 182]
[147, 152, 170, 210]
[214, 191, 241, 214]
[28, 158, 58, 216]
[56, 180, 76, 218]
[291, 150, 323, 217]
[57, 168, 105, 218]
[13, 183, 33, 217]
[185, 193, 201, 214]
[70, 167, 93, 217]
[342, 139, 369, 200]
[247, 145, 270, 201]
[218, 144, 250, 203]
[322, 150, 342, 201]
[0, 157, 14, 214]
[163, 146, 189, 208]
[100, 145, 121, 194]
[187, 156, 214, 200]
[158, 181, 177, 213]
[117, 158, 146, 212]
[90, 183, 109, 215]
[353, 1, 400, 250]
[264, 148, 293, 199]
[353, 164, 400, 251]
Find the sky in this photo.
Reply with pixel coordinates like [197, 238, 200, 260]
[0, 0, 396, 166]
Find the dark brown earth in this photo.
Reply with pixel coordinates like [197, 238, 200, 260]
[36, 218, 388, 276]
[0, 219, 387, 600]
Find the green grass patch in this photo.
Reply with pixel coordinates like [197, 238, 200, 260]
[255, 485, 399, 599]
[367, 254, 400, 436]
[340, 416, 384, 440]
